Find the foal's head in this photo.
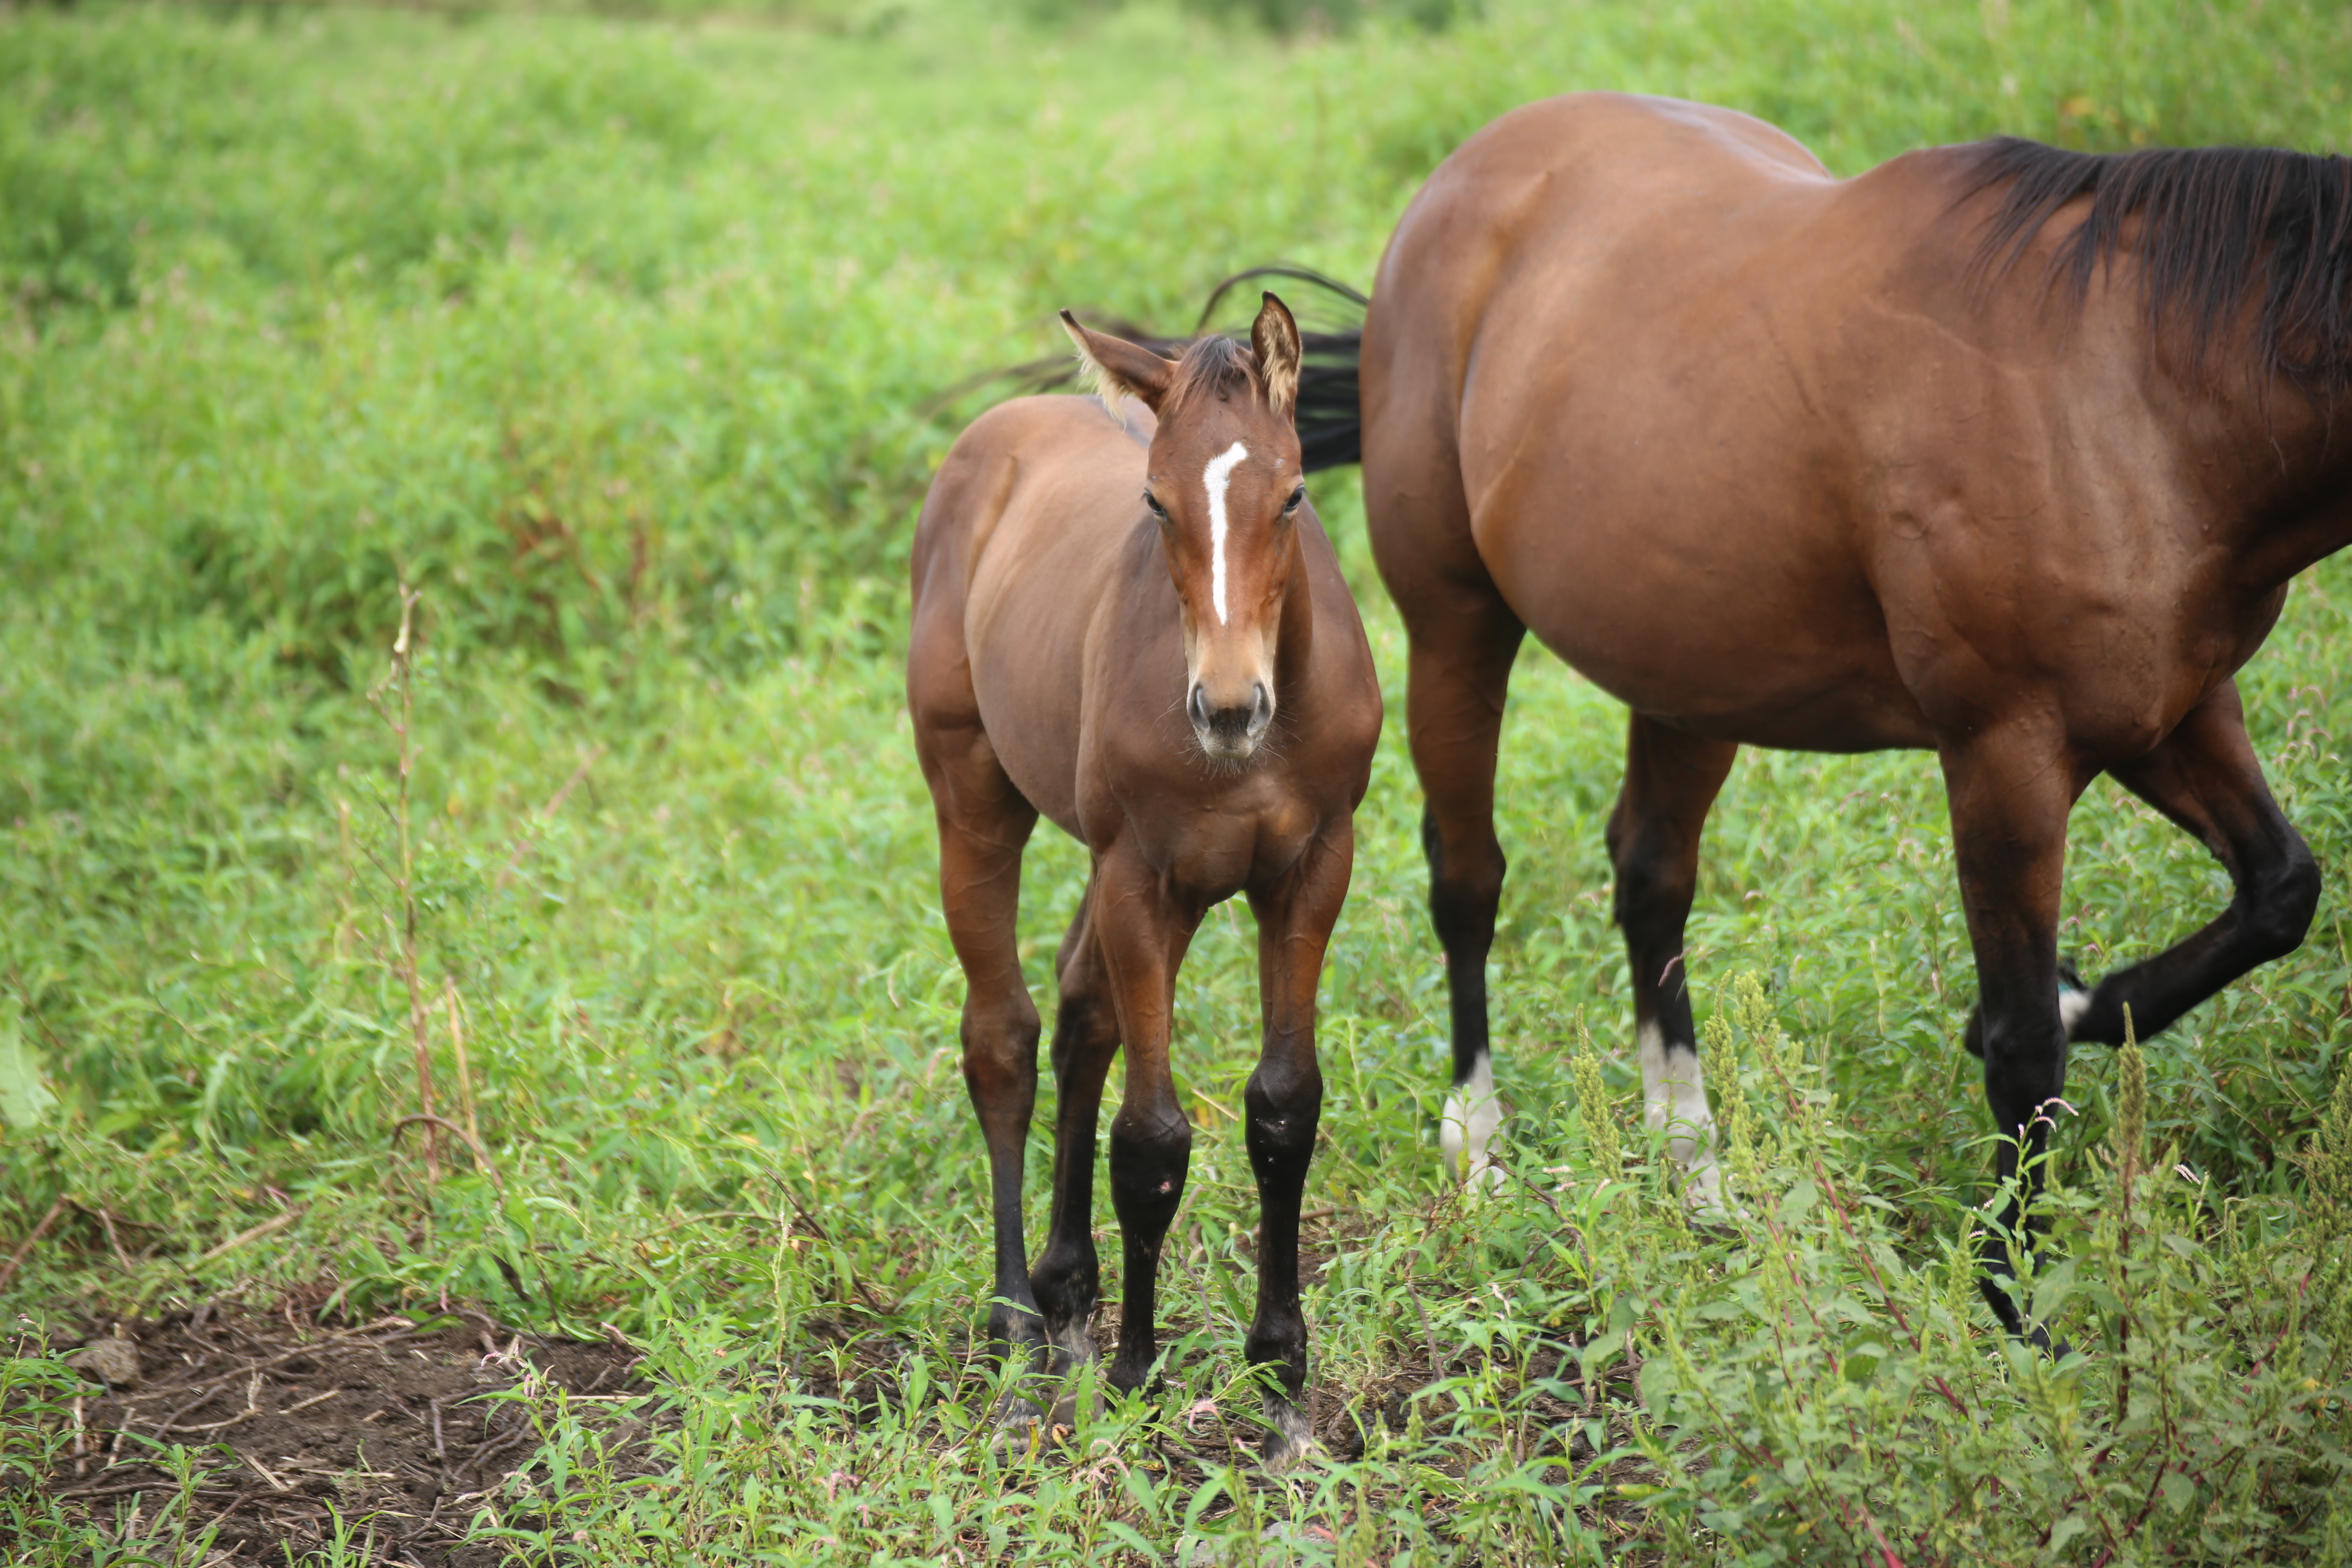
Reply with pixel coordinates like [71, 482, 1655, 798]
[1061, 294, 1308, 765]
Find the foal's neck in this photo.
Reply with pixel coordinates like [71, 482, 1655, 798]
[1271, 532, 1319, 700]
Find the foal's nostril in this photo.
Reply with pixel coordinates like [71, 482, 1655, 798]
[1187, 684, 1209, 731]
[1251, 682, 1271, 730]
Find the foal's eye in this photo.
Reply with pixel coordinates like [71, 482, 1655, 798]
[1283, 485, 1306, 515]
[1143, 490, 1167, 519]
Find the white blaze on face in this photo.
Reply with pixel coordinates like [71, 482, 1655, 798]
[1441, 1049, 1504, 1192]
[1202, 440, 1250, 625]
[1639, 1021, 1728, 1216]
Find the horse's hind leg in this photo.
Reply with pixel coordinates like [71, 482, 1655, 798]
[1242, 823, 1353, 1466]
[1400, 599, 1525, 1186]
[910, 674, 1045, 1393]
[1029, 879, 1122, 1387]
[2047, 681, 2316, 1049]
[1607, 715, 1737, 1214]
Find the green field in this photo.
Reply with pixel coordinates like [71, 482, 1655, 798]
[7, 0, 2352, 1561]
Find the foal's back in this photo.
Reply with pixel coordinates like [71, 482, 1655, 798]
[909, 394, 1160, 834]
[911, 392, 1375, 871]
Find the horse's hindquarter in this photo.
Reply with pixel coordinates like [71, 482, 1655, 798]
[1393, 98, 1911, 747]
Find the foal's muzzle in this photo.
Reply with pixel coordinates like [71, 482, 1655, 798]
[1189, 680, 1273, 761]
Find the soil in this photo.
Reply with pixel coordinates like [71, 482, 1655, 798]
[31, 1305, 647, 1567]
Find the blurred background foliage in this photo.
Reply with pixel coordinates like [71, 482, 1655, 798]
[5, 2, 2352, 1556]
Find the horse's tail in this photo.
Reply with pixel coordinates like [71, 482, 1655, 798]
[917, 312, 1185, 421]
[928, 267, 1368, 472]
[1195, 265, 1365, 473]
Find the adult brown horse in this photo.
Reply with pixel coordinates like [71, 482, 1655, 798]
[1294, 92, 2347, 1337]
[909, 295, 1380, 1454]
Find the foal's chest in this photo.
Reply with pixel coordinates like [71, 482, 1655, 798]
[1105, 777, 1323, 906]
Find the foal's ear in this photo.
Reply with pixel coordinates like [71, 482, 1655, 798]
[1251, 292, 1303, 425]
[1060, 310, 1178, 416]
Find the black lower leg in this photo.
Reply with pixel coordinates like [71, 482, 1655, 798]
[964, 1032, 1044, 1359]
[1978, 1025, 2067, 1347]
[2071, 841, 2318, 1044]
[1423, 803, 1499, 1086]
[1242, 1063, 1323, 1408]
[1975, 1124, 2054, 1345]
[1106, 1109, 1192, 1393]
[1030, 995, 1116, 1363]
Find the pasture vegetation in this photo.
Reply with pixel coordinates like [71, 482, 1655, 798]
[6, 0, 2352, 1560]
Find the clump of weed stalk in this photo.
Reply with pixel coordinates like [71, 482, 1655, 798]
[1624, 976, 2352, 1564]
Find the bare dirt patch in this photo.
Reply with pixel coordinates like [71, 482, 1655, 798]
[36, 1306, 645, 1566]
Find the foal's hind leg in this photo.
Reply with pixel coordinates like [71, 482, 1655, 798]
[1029, 880, 1123, 1386]
[1607, 715, 1738, 1214]
[1968, 681, 2319, 1053]
[911, 703, 1045, 1387]
[1402, 599, 1526, 1186]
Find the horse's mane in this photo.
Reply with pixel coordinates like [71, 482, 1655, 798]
[1965, 138, 2352, 392]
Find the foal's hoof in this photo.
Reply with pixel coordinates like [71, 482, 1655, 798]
[988, 1394, 1047, 1450]
[1261, 1398, 1319, 1471]
[1045, 1377, 1102, 1431]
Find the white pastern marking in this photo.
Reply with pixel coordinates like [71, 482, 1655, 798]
[1639, 1022, 1729, 1217]
[2058, 981, 2092, 1035]
[1440, 1049, 1504, 1191]
[1202, 440, 1250, 625]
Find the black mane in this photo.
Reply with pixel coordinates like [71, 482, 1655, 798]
[1967, 138, 2352, 392]
[1193, 265, 1367, 472]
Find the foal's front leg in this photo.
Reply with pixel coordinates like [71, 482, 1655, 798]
[1090, 842, 1200, 1396]
[1942, 725, 2086, 1344]
[1028, 881, 1122, 1391]
[1242, 823, 1352, 1466]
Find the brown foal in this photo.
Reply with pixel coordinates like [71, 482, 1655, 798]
[1312, 93, 2350, 1337]
[908, 295, 1380, 1453]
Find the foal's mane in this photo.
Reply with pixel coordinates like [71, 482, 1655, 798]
[1162, 334, 1259, 418]
[1965, 138, 2352, 392]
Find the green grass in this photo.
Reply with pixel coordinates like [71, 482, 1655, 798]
[6, 0, 2352, 1561]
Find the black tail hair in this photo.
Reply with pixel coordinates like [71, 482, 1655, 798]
[933, 265, 1368, 472]
[1194, 266, 1365, 472]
